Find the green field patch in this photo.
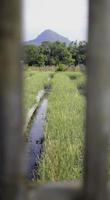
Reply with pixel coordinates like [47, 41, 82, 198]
[39, 72, 86, 182]
[24, 69, 51, 115]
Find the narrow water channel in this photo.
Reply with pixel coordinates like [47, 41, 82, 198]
[26, 97, 48, 180]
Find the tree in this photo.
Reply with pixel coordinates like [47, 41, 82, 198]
[23, 41, 87, 67]
[78, 41, 87, 65]
[36, 53, 46, 66]
[24, 45, 37, 66]
[51, 42, 75, 66]
[68, 41, 79, 66]
[40, 41, 52, 65]
[68, 41, 87, 66]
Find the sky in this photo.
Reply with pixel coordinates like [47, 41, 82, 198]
[23, 0, 89, 42]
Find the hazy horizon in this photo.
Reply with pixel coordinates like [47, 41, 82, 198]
[23, 0, 89, 42]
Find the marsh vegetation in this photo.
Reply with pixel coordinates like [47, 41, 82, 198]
[24, 68, 86, 181]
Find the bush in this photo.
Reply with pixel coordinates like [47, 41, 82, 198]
[56, 64, 67, 72]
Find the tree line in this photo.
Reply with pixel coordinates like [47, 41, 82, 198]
[23, 41, 87, 67]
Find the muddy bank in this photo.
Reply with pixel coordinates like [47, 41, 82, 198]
[25, 80, 53, 180]
[25, 74, 54, 181]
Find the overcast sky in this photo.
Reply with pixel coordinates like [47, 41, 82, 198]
[23, 0, 89, 41]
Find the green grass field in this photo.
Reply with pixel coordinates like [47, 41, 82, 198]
[39, 72, 86, 181]
[24, 69, 86, 181]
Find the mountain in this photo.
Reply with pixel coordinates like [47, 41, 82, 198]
[26, 29, 71, 46]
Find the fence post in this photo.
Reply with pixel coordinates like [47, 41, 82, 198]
[0, 1, 24, 200]
[84, 0, 110, 200]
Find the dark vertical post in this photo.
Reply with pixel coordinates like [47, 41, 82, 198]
[84, 0, 110, 200]
[0, 1, 23, 200]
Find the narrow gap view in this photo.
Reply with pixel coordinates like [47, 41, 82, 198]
[23, 0, 88, 182]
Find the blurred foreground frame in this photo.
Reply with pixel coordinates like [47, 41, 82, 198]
[0, 0, 110, 200]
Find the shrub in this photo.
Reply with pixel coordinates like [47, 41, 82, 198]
[56, 64, 67, 72]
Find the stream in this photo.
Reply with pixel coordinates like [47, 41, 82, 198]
[26, 97, 48, 180]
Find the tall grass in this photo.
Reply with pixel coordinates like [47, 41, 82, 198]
[24, 69, 51, 115]
[39, 72, 86, 181]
